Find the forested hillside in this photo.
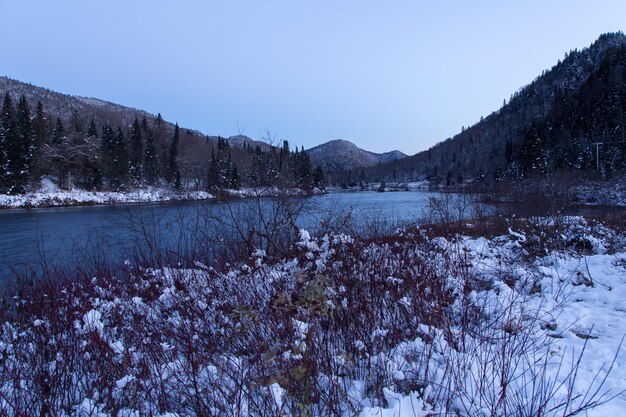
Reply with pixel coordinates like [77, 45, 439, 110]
[358, 32, 626, 185]
[0, 78, 324, 194]
[306, 139, 406, 183]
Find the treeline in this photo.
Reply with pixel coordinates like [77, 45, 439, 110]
[356, 32, 626, 186]
[0, 93, 325, 194]
[514, 42, 626, 178]
[206, 138, 324, 192]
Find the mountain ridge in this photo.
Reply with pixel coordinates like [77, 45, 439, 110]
[0, 76, 403, 166]
[306, 139, 407, 174]
[359, 32, 626, 184]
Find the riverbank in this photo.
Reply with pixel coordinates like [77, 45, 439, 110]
[0, 178, 325, 209]
[333, 176, 626, 208]
[1, 215, 624, 416]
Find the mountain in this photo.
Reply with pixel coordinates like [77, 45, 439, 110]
[362, 32, 626, 184]
[0, 77, 192, 136]
[0, 77, 322, 193]
[226, 134, 273, 152]
[306, 139, 406, 174]
[0, 76, 216, 178]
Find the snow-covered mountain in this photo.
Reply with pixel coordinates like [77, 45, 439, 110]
[0, 76, 187, 134]
[306, 139, 406, 172]
[363, 32, 626, 183]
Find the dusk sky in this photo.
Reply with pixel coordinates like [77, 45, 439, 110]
[1, 1, 624, 154]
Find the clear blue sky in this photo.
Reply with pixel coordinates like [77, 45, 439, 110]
[0, 1, 624, 154]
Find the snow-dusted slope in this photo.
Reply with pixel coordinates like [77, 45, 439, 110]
[306, 139, 407, 172]
[0, 76, 166, 130]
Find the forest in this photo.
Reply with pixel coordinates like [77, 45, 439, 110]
[348, 33, 626, 186]
[0, 93, 325, 195]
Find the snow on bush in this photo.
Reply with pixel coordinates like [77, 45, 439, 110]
[0, 217, 624, 416]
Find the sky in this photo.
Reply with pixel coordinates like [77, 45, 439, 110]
[0, 1, 625, 154]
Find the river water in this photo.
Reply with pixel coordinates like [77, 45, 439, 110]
[0, 190, 445, 284]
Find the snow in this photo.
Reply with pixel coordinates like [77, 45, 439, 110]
[0, 215, 624, 416]
[82, 309, 104, 336]
[356, 223, 626, 417]
[360, 390, 432, 417]
[0, 178, 325, 209]
[0, 178, 214, 208]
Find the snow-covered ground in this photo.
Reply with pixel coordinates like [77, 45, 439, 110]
[0, 178, 214, 208]
[352, 218, 626, 416]
[0, 178, 325, 209]
[222, 186, 325, 198]
[571, 180, 626, 207]
[0, 216, 624, 416]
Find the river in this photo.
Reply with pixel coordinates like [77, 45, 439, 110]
[0, 190, 448, 284]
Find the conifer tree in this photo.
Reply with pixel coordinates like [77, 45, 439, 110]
[111, 126, 128, 188]
[230, 165, 240, 189]
[51, 118, 64, 144]
[206, 151, 219, 191]
[10, 96, 33, 193]
[31, 101, 48, 181]
[83, 118, 103, 190]
[143, 128, 158, 185]
[215, 137, 233, 187]
[249, 145, 265, 186]
[87, 118, 98, 138]
[100, 124, 115, 185]
[292, 146, 312, 189]
[129, 117, 143, 185]
[141, 116, 149, 133]
[167, 123, 180, 184]
[0, 93, 16, 191]
[312, 165, 325, 188]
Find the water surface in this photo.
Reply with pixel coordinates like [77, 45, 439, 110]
[0, 190, 443, 283]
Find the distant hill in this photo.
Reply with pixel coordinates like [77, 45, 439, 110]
[306, 139, 406, 174]
[226, 135, 273, 152]
[0, 76, 215, 178]
[362, 32, 626, 184]
[0, 77, 191, 136]
[0, 77, 322, 192]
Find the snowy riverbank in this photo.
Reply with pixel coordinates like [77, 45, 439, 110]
[0, 179, 214, 208]
[0, 178, 325, 209]
[1, 216, 624, 416]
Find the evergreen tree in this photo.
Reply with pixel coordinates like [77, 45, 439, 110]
[230, 165, 240, 189]
[279, 139, 290, 173]
[519, 124, 546, 176]
[100, 124, 115, 186]
[83, 118, 102, 190]
[249, 145, 264, 186]
[206, 151, 219, 191]
[166, 124, 180, 184]
[505, 139, 514, 166]
[129, 117, 143, 185]
[141, 116, 149, 133]
[87, 118, 98, 138]
[10, 96, 33, 193]
[111, 126, 128, 189]
[143, 128, 158, 185]
[51, 118, 64, 144]
[0, 93, 16, 191]
[312, 165, 325, 188]
[31, 101, 48, 181]
[292, 146, 312, 190]
[155, 113, 164, 129]
[216, 137, 233, 187]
